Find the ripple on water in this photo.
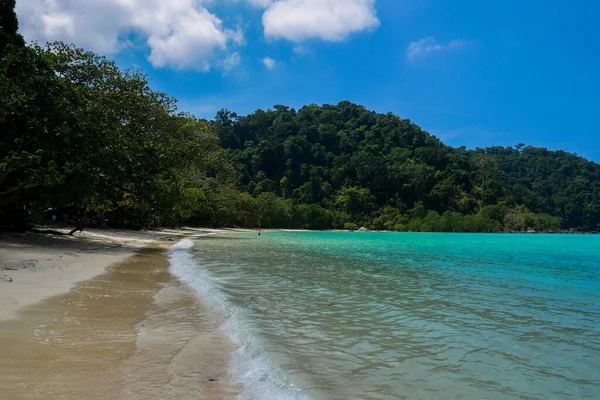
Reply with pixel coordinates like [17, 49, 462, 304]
[171, 232, 600, 400]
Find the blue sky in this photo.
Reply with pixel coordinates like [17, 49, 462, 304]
[17, 0, 600, 161]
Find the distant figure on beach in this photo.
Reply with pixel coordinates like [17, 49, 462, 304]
[258, 230, 261, 236]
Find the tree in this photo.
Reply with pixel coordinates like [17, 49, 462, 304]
[1, 42, 220, 230]
[215, 101, 600, 231]
[0, 0, 25, 53]
[335, 187, 376, 217]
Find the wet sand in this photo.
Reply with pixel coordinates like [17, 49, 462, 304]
[0, 232, 239, 399]
[0, 229, 189, 321]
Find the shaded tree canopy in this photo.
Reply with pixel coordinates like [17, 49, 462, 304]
[0, 0, 24, 53]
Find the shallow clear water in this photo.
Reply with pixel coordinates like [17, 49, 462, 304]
[170, 232, 600, 399]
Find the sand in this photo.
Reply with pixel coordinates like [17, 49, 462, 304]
[0, 228, 239, 399]
[0, 228, 185, 321]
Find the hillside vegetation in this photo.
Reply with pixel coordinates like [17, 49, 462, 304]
[212, 106, 600, 231]
[2, 3, 599, 232]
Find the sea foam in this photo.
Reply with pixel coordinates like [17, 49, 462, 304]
[168, 236, 310, 400]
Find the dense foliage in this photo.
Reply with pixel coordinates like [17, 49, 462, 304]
[1, 4, 225, 230]
[213, 105, 600, 231]
[2, 4, 599, 232]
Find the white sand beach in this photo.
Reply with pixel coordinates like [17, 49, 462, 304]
[0, 228, 239, 399]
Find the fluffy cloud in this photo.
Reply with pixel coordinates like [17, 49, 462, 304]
[407, 37, 468, 61]
[253, 0, 379, 42]
[16, 0, 243, 70]
[262, 56, 276, 69]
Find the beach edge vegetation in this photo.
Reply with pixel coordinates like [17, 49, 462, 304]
[1, 3, 599, 233]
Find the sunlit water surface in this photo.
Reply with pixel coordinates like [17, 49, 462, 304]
[170, 232, 600, 399]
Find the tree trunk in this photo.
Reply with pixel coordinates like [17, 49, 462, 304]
[68, 223, 85, 236]
[68, 213, 87, 235]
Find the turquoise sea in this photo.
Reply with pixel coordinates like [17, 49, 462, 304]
[169, 232, 600, 399]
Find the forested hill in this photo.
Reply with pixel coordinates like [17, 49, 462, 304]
[212, 103, 600, 231]
[1, 1, 599, 232]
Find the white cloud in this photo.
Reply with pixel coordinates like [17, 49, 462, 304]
[256, 0, 379, 42]
[247, 0, 274, 7]
[222, 52, 241, 73]
[229, 26, 246, 46]
[16, 0, 244, 71]
[407, 37, 468, 61]
[292, 44, 312, 55]
[262, 56, 276, 69]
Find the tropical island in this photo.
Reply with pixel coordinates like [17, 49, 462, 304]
[2, 5, 599, 234]
[3, 2, 600, 400]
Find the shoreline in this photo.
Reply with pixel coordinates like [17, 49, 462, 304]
[0, 228, 194, 321]
[0, 228, 240, 399]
